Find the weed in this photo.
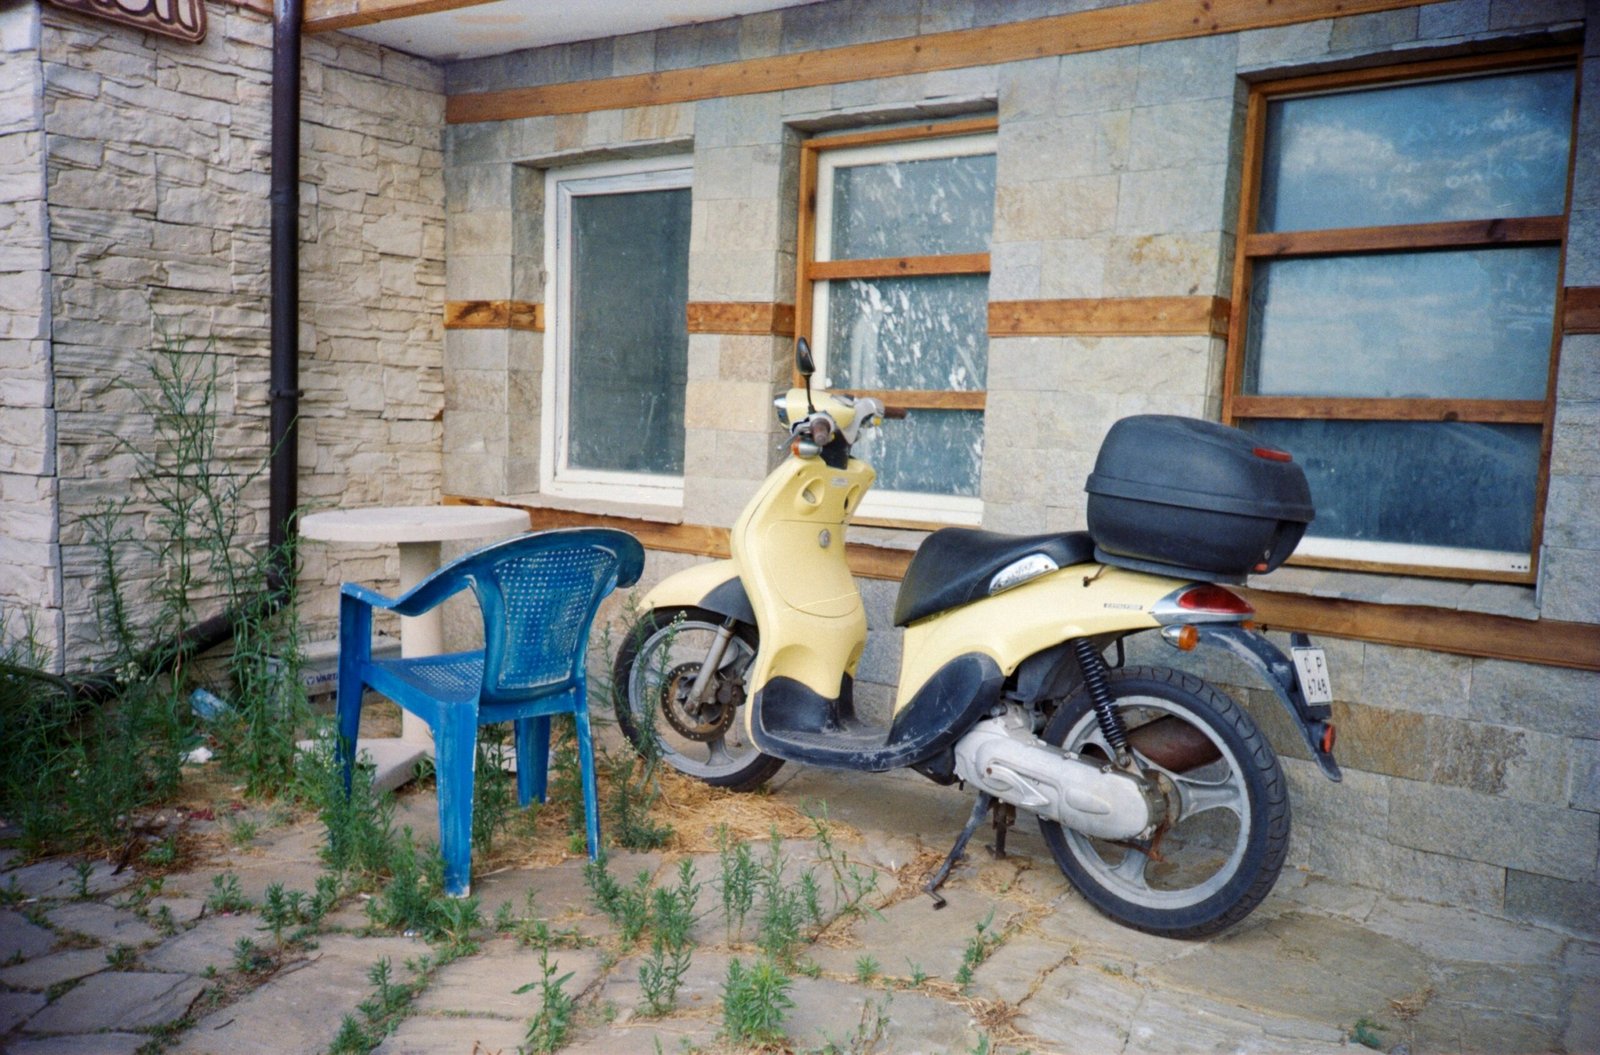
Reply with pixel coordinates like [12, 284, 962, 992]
[517, 946, 576, 1054]
[105, 944, 137, 970]
[855, 955, 880, 985]
[142, 838, 179, 869]
[472, 732, 516, 856]
[0, 878, 23, 906]
[720, 956, 793, 1046]
[206, 873, 252, 914]
[953, 910, 1001, 989]
[819, 994, 892, 1054]
[638, 860, 700, 1017]
[431, 896, 484, 955]
[231, 937, 272, 975]
[584, 853, 652, 945]
[494, 900, 516, 932]
[1349, 1016, 1387, 1049]
[151, 904, 178, 937]
[716, 826, 758, 939]
[328, 1014, 373, 1055]
[72, 861, 96, 898]
[904, 960, 928, 988]
[260, 882, 324, 949]
[228, 817, 259, 847]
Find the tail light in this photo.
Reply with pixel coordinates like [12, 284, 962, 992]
[1153, 584, 1254, 625]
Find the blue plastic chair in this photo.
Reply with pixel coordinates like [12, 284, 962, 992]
[335, 527, 645, 896]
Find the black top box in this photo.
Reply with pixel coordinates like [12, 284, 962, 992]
[1085, 415, 1315, 584]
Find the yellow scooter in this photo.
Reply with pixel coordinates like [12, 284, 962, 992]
[614, 340, 1340, 937]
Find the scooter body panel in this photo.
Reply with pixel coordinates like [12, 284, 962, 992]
[731, 453, 873, 703]
[894, 565, 1180, 712]
[640, 559, 747, 621]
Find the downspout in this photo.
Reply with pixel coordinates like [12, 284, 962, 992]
[268, 0, 302, 585]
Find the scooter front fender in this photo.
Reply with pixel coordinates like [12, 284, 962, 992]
[640, 559, 755, 626]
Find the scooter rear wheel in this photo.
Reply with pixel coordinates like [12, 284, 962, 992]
[1038, 665, 1289, 939]
[612, 607, 784, 791]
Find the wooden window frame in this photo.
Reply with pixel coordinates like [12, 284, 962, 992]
[1223, 49, 1580, 584]
[796, 118, 997, 527]
[542, 155, 693, 507]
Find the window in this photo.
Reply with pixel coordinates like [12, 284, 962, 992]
[543, 156, 692, 504]
[1226, 55, 1577, 579]
[798, 120, 998, 525]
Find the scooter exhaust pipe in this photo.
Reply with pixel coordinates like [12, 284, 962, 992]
[1126, 716, 1221, 772]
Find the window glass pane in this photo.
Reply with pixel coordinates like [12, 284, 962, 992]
[1259, 68, 1574, 232]
[1244, 247, 1558, 400]
[1243, 419, 1540, 554]
[854, 409, 984, 497]
[824, 275, 989, 391]
[830, 153, 996, 258]
[568, 187, 690, 475]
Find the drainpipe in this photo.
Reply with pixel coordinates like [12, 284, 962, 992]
[268, 0, 302, 582]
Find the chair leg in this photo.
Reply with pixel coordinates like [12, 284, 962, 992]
[434, 704, 479, 898]
[573, 703, 601, 860]
[514, 716, 551, 808]
[335, 594, 372, 797]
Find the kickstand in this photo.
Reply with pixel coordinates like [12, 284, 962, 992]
[925, 792, 994, 909]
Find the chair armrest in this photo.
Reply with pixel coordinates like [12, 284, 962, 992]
[341, 582, 401, 610]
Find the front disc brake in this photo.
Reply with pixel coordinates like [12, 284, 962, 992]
[659, 662, 738, 741]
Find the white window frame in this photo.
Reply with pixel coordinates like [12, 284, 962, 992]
[541, 155, 693, 506]
[810, 132, 997, 526]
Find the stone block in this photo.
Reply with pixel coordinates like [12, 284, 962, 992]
[687, 247, 782, 301]
[1103, 231, 1225, 297]
[1127, 98, 1234, 172]
[1571, 738, 1600, 813]
[24, 971, 205, 1033]
[1418, 0, 1491, 38]
[445, 252, 512, 300]
[1539, 546, 1600, 623]
[1358, 641, 1473, 719]
[1470, 658, 1600, 740]
[1330, 7, 1420, 51]
[693, 92, 784, 148]
[1054, 49, 1138, 117]
[1489, 0, 1587, 29]
[692, 196, 779, 253]
[1000, 111, 1129, 185]
[1556, 334, 1600, 400]
[1115, 164, 1227, 235]
[1235, 21, 1333, 69]
[1389, 778, 1599, 882]
[1505, 869, 1600, 937]
[1135, 35, 1238, 104]
[993, 175, 1117, 242]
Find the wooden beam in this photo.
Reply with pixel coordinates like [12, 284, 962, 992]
[1243, 216, 1565, 259]
[989, 296, 1228, 338]
[444, 300, 543, 331]
[445, 496, 1600, 671]
[808, 254, 990, 281]
[1230, 396, 1549, 424]
[1239, 589, 1600, 672]
[446, 0, 1434, 123]
[806, 118, 999, 153]
[305, 0, 496, 33]
[1565, 286, 1600, 334]
[685, 302, 797, 337]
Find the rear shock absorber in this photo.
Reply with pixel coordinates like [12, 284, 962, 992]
[1073, 638, 1131, 767]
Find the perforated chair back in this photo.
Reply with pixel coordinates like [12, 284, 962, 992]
[467, 529, 645, 704]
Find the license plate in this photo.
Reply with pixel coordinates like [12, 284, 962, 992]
[1291, 647, 1334, 705]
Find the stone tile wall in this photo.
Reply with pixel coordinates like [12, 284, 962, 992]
[0, 2, 59, 656]
[22, 4, 445, 665]
[441, 0, 1596, 932]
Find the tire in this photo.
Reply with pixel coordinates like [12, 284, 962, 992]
[1038, 665, 1290, 939]
[611, 606, 784, 792]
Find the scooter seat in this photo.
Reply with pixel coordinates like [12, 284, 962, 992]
[893, 528, 1097, 627]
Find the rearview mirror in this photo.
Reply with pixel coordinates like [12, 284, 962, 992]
[796, 337, 815, 378]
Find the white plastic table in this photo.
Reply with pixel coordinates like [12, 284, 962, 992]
[301, 505, 531, 774]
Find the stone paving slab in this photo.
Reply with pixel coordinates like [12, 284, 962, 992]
[24, 970, 204, 1033]
[558, 1018, 720, 1055]
[0, 947, 110, 990]
[140, 912, 263, 975]
[0, 910, 58, 962]
[7, 1033, 150, 1055]
[44, 902, 160, 946]
[3, 861, 127, 900]
[600, 948, 733, 1021]
[413, 941, 604, 1018]
[785, 975, 982, 1053]
[169, 934, 421, 1055]
[0, 991, 49, 1033]
[371, 1013, 526, 1054]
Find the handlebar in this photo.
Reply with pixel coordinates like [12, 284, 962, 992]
[880, 405, 909, 420]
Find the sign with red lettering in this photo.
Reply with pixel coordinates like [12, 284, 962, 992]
[45, 0, 207, 43]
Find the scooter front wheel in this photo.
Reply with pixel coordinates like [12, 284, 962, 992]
[611, 607, 784, 792]
[1038, 665, 1290, 939]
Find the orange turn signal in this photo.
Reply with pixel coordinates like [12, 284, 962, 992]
[1174, 626, 1199, 651]
[1320, 723, 1337, 754]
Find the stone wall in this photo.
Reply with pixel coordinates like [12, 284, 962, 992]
[441, 0, 1598, 934]
[27, 2, 446, 664]
[0, 1, 58, 657]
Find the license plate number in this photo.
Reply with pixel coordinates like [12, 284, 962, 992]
[1292, 647, 1333, 705]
